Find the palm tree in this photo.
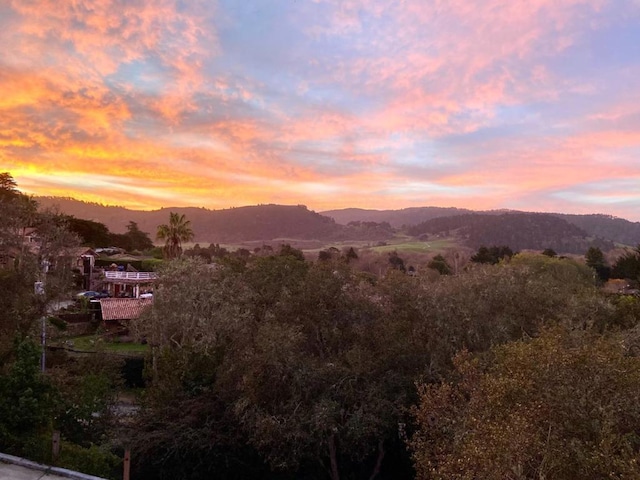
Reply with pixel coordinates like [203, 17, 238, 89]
[156, 212, 194, 259]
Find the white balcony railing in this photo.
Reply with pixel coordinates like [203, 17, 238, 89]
[104, 271, 157, 281]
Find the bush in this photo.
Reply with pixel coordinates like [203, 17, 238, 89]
[57, 441, 121, 479]
[22, 434, 122, 480]
[48, 316, 67, 331]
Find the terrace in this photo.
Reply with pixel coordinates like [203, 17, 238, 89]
[102, 271, 157, 298]
[103, 271, 157, 281]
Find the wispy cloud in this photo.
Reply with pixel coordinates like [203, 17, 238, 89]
[1, 0, 639, 220]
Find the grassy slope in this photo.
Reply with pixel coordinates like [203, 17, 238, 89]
[368, 237, 457, 253]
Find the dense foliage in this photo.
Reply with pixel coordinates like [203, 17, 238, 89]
[411, 328, 640, 479]
[127, 248, 639, 479]
[0, 174, 121, 478]
[611, 245, 640, 281]
[65, 216, 154, 252]
[555, 213, 640, 247]
[407, 213, 615, 253]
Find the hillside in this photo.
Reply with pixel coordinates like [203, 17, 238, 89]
[324, 206, 640, 247]
[36, 197, 640, 250]
[321, 206, 476, 227]
[407, 212, 615, 253]
[554, 213, 640, 246]
[36, 197, 393, 244]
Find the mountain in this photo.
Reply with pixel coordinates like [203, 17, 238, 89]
[321, 206, 476, 227]
[36, 197, 640, 251]
[36, 197, 393, 244]
[324, 207, 640, 247]
[553, 214, 640, 247]
[407, 212, 615, 253]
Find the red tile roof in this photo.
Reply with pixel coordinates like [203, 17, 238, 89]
[99, 298, 152, 321]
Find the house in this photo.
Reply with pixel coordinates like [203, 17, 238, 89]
[99, 297, 153, 334]
[72, 247, 96, 268]
[70, 247, 97, 290]
[102, 270, 157, 298]
[0, 227, 39, 268]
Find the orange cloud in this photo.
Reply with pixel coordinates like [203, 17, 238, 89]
[2, 0, 639, 221]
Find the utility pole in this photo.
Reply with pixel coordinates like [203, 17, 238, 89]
[34, 280, 46, 372]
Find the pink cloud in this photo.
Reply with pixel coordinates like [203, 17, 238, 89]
[302, 0, 614, 138]
[2, 0, 640, 221]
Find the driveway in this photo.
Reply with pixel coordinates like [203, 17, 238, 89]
[0, 454, 107, 480]
[0, 462, 72, 480]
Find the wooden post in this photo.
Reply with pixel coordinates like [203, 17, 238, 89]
[123, 448, 131, 480]
[52, 431, 60, 461]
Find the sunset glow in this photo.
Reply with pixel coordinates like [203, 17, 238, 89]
[1, 0, 640, 220]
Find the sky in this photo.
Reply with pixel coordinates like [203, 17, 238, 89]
[1, 0, 640, 221]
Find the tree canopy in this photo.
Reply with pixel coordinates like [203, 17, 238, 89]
[470, 245, 513, 264]
[127, 250, 622, 479]
[611, 245, 640, 282]
[411, 327, 640, 479]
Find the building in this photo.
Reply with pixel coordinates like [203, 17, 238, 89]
[99, 297, 153, 334]
[102, 270, 157, 298]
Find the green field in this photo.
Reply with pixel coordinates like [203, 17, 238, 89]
[367, 238, 457, 253]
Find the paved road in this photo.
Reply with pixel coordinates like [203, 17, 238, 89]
[0, 455, 107, 480]
[0, 462, 74, 480]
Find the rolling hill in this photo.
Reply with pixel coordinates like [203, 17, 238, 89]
[407, 212, 615, 253]
[324, 207, 640, 248]
[36, 197, 393, 244]
[36, 197, 640, 252]
[321, 206, 476, 227]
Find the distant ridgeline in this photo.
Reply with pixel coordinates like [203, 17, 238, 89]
[36, 197, 640, 252]
[553, 213, 640, 247]
[36, 197, 394, 243]
[323, 206, 640, 251]
[406, 212, 616, 253]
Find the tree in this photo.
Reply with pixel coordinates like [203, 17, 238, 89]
[129, 247, 617, 479]
[388, 251, 406, 272]
[231, 261, 419, 479]
[0, 342, 121, 475]
[123, 221, 154, 252]
[208, 243, 229, 259]
[411, 327, 640, 479]
[585, 246, 610, 283]
[427, 254, 451, 275]
[585, 246, 605, 268]
[130, 258, 267, 478]
[65, 217, 111, 247]
[611, 245, 640, 282]
[470, 245, 513, 265]
[134, 257, 420, 479]
[542, 248, 557, 257]
[0, 172, 19, 201]
[0, 175, 38, 257]
[317, 249, 333, 262]
[0, 178, 79, 354]
[344, 247, 359, 262]
[156, 212, 194, 259]
[0, 339, 54, 452]
[278, 243, 305, 261]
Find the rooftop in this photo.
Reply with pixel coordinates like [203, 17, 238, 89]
[100, 297, 153, 321]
